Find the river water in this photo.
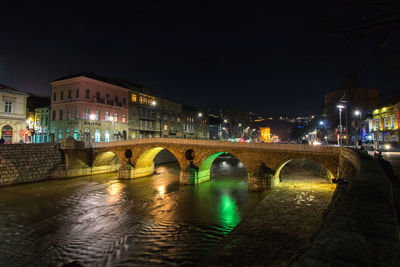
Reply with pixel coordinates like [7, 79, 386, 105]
[0, 157, 267, 267]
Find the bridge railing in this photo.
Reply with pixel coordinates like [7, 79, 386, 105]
[90, 138, 341, 154]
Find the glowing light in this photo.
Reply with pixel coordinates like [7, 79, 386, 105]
[152, 101, 157, 106]
[157, 185, 165, 195]
[319, 121, 324, 125]
[354, 110, 360, 116]
[224, 119, 228, 123]
[108, 116, 114, 122]
[89, 114, 96, 120]
[337, 104, 345, 110]
[198, 113, 203, 117]
[219, 194, 241, 228]
[384, 144, 391, 150]
[259, 127, 271, 143]
[312, 141, 321, 146]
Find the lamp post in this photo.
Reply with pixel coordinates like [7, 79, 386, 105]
[354, 110, 362, 148]
[337, 104, 345, 146]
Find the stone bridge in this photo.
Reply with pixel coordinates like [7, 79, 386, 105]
[56, 138, 358, 191]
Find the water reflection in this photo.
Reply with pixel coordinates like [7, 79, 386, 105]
[0, 157, 264, 266]
[219, 193, 241, 228]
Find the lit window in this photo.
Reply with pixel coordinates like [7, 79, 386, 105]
[105, 111, 109, 121]
[85, 108, 89, 120]
[114, 113, 118, 123]
[163, 124, 168, 130]
[177, 117, 180, 123]
[4, 102, 12, 113]
[122, 114, 126, 123]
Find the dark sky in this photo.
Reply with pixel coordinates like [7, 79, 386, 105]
[0, 1, 392, 116]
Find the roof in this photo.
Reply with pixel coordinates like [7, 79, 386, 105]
[0, 83, 29, 96]
[52, 72, 161, 96]
[53, 72, 203, 111]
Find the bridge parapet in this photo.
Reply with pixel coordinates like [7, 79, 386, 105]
[91, 138, 341, 154]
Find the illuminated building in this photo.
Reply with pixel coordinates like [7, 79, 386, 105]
[50, 73, 130, 142]
[50, 73, 208, 142]
[371, 94, 400, 145]
[260, 127, 271, 143]
[0, 83, 29, 144]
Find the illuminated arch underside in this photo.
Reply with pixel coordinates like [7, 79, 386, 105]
[274, 159, 335, 183]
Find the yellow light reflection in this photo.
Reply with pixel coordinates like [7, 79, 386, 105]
[107, 182, 124, 204]
[157, 185, 166, 196]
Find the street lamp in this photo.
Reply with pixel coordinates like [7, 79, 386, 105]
[354, 110, 362, 148]
[89, 114, 96, 121]
[337, 104, 345, 146]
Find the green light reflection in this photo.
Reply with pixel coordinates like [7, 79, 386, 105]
[219, 193, 241, 228]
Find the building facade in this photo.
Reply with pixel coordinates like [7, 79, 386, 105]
[50, 75, 130, 143]
[370, 94, 400, 146]
[0, 83, 29, 144]
[49, 73, 209, 142]
[33, 107, 50, 143]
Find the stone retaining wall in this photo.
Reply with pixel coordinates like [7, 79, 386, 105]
[294, 151, 400, 266]
[0, 143, 62, 186]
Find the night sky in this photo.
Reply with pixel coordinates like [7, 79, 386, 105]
[0, 1, 397, 116]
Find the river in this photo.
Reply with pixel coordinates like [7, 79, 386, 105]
[0, 156, 267, 266]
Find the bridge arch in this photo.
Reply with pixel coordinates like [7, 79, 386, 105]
[274, 158, 335, 184]
[197, 152, 248, 184]
[92, 151, 121, 174]
[132, 146, 182, 178]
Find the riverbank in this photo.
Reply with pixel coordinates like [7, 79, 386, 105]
[204, 152, 400, 266]
[203, 172, 336, 266]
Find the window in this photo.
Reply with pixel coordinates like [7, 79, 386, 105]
[4, 102, 12, 113]
[375, 119, 380, 130]
[177, 117, 180, 123]
[384, 117, 388, 128]
[58, 128, 63, 140]
[105, 111, 109, 121]
[59, 110, 64, 120]
[60, 92, 64, 100]
[94, 129, 101, 142]
[115, 96, 119, 104]
[114, 113, 118, 123]
[76, 88, 79, 98]
[53, 92, 56, 101]
[68, 90, 71, 99]
[163, 115, 168, 121]
[65, 128, 71, 137]
[105, 130, 110, 142]
[163, 124, 168, 130]
[67, 109, 71, 120]
[391, 116, 396, 129]
[85, 108, 89, 120]
[73, 128, 79, 140]
[122, 114, 126, 123]
[96, 110, 100, 120]
[52, 110, 56, 121]
[132, 94, 137, 102]
[123, 98, 126, 106]
[45, 116, 48, 125]
[75, 108, 79, 119]
[85, 89, 90, 98]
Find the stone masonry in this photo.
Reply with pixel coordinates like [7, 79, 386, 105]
[0, 143, 62, 186]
